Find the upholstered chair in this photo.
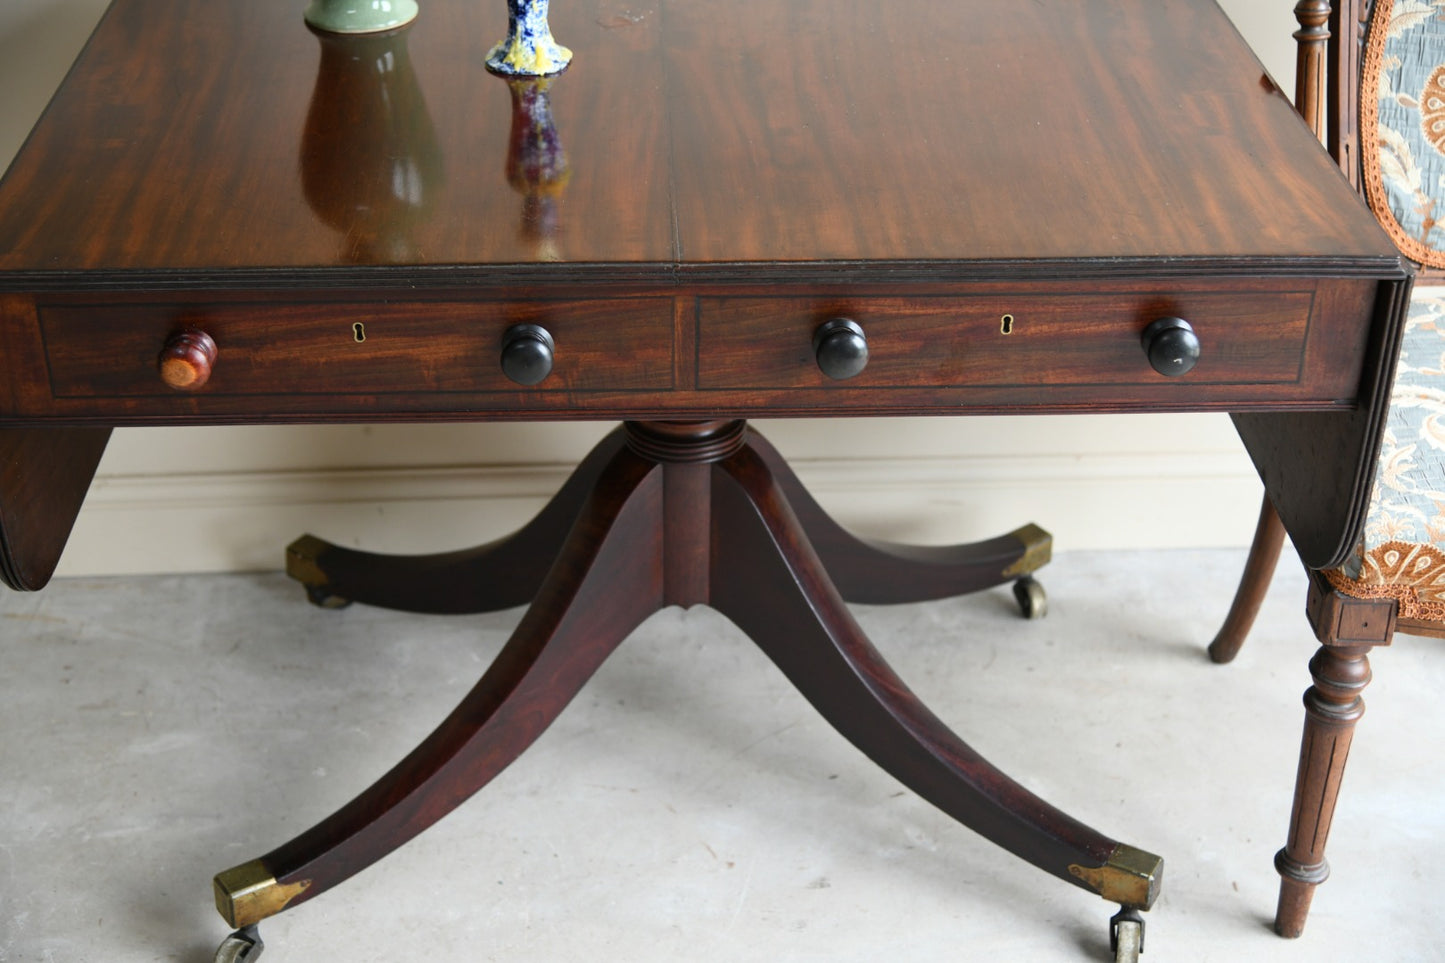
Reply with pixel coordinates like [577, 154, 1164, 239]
[1209, 0, 1445, 939]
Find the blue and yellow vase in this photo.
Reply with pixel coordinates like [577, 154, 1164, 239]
[487, 0, 571, 77]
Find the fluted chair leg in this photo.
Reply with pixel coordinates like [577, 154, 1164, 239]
[1274, 570, 1397, 937]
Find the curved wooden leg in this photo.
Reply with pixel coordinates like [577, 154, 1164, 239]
[1273, 571, 1395, 937]
[0, 426, 111, 592]
[285, 427, 627, 614]
[706, 443, 1161, 909]
[746, 428, 1051, 605]
[214, 443, 666, 929]
[1208, 495, 1286, 664]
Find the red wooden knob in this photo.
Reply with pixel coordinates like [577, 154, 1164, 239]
[158, 330, 218, 390]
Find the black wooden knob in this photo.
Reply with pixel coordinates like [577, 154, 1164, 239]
[813, 318, 869, 380]
[500, 324, 555, 386]
[1141, 317, 1200, 377]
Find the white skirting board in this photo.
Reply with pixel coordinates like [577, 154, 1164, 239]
[55, 437, 1266, 577]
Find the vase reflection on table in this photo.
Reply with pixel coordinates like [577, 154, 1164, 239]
[505, 76, 570, 261]
[301, 24, 443, 264]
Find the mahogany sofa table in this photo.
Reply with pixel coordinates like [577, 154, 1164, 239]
[0, 0, 1411, 958]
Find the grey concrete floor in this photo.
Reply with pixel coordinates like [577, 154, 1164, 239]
[2, 549, 1443, 962]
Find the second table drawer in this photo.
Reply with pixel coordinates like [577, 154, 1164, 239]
[695, 290, 1314, 390]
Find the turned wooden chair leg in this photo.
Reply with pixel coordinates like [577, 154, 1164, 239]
[1208, 495, 1286, 664]
[707, 442, 1160, 911]
[746, 428, 1052, 607]
[213, 443, 666, 931]
[284, 427, 627, 613]
[1274, 569, 1396, 938]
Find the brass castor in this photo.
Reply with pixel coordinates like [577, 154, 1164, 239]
[304, 583, 353, 610]
[1013, 575, 1048, 619]
[1110, 906, 1144, 963]
[214, 925, 263, 963]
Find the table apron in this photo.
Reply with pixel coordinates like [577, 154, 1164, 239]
[0, 277, 1381, 423]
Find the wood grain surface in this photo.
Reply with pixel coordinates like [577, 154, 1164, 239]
[0, 0, 1400, 280]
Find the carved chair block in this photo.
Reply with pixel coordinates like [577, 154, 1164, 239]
[1306, 569, 1398, 647]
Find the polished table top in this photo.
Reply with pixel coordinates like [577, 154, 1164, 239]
[0, 0, 1404, 273]
[0, 0, 1398, 273]
[0, 0, 1412, 574]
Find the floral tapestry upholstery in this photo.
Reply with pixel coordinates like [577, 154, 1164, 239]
[1362, 0, 1445, 270]
[1330, 289, 1445, 619]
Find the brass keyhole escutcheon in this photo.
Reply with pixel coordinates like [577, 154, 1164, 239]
[353, 322, 366, 343]
[1000, 314, 1014, 335]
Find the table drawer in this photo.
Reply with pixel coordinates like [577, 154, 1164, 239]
[40, 298, 675, 398]
[695, 290, 1314, 390]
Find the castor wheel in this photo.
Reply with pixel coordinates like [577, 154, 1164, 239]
[214, 925, 264, 963]
[304, 583, 353, 610]
[1110, 906, 1144, 963]
[1012, 575, 1047, 619]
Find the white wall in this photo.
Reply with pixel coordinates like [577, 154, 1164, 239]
[0, 1, 1299, 576]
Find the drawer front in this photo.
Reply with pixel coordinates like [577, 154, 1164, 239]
[696, 290, 1313, 390]
[40, 298, 675, 398]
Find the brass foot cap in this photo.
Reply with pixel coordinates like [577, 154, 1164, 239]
[285, 534, 331, 588]
[1069, 844, 1163, 909]
[1003, 523, 1052, 577]
[214, 859, 310, 928]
